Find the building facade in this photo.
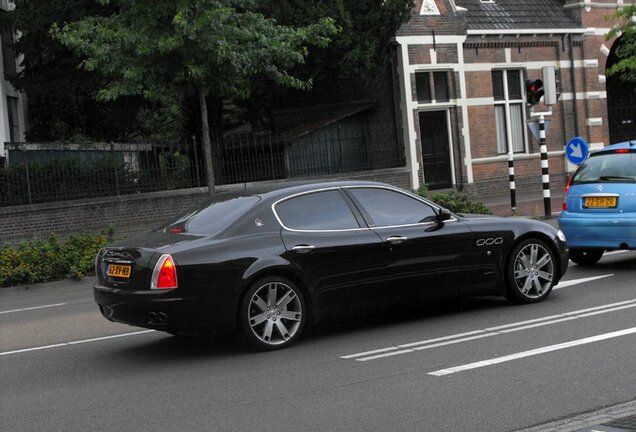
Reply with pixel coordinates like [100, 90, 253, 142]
[394, 0, 634, 195]
[0, 0, 28, 165]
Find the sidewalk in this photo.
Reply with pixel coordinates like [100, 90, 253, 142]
[478, 188, 565, 219]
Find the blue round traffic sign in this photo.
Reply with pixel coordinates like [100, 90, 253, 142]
[565, 137, 589, 165]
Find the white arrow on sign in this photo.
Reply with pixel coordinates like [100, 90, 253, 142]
[570, 143, 583, 158]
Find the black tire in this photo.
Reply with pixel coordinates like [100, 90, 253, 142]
[569, 249, 604, 266]
[505, 238, 556, 304]
[239, 276, 307, 351]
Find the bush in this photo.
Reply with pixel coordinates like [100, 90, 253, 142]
[0, 229, 112, 287]
[417, 186, 492, 215]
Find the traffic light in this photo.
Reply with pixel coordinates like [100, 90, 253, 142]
[525, 79, 544, 105]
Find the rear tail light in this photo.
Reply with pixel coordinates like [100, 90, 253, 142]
[151, 254, 178, 289]
[562, 176, 573, 211]
[615, 148, 629, 153]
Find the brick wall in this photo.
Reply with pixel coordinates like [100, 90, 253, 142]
[0, 168, 411, 244]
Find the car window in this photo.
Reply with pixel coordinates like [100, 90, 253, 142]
[161, 195, 261, 235]
[348, 188, 438, 226]
[573, 153, 636, 184]
[276, 190, 360, 230]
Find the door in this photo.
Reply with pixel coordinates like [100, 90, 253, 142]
[275, 189, 387, 311]
[345, 187, 476, 300]
[419, 110, 452, 190]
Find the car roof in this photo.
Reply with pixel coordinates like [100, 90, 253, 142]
[592, 140, 636, 155]
[213, 180, 398, 203]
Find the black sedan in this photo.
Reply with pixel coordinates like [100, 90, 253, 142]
[94, 181, 569, 350]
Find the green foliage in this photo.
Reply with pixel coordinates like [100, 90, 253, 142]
[416, 186, 493, 215]
[606, 5, 636, 82]
[0, 230, 112, 286]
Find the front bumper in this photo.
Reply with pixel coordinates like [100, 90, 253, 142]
[94, 285, 231, 335]
[558, 212, 636, 250]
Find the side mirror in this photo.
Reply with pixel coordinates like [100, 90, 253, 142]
[437, 208, 452, 222]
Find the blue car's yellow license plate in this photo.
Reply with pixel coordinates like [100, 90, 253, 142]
[107, 264, 131, 278]
[584, 196, 617, 208]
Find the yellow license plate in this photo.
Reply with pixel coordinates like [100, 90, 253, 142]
[107, 264, 132, 278]
[584, 197, 617, 208]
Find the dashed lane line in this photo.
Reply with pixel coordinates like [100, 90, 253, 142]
[341, 297, 635, 362]
[0, 303, 67, 315]
[428, 326, 636, 376]
[0, 330, 156, 357]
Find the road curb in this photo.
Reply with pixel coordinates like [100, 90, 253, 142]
[512, 399, 636, 432]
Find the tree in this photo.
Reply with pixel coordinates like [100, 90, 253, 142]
[606, 5, 636, 82]
[4, 0, 174, 142]
[53, 0, 336, 193]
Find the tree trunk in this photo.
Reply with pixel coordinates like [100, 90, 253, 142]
[198, 86, 215, 195]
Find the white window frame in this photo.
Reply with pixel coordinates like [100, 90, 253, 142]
[493, 69, 528, 154]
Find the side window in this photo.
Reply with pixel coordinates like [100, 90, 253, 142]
[348, 188, 437, 226]
[276, 190, 360, 230]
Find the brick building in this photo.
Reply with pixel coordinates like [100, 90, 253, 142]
[394, 0, 635, 195]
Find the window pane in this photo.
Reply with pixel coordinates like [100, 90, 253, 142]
[162, 195, 260, 235]
[276, 190, 359, 230]
[495, 105, 507, 154]
[492, 71, 504, 101]
[415, 72, 431, 103]
[507, 70, 521, 99]
[510, 103, 525, 152]
[349, 188, 437, 226]
[434, 72, 449, 102]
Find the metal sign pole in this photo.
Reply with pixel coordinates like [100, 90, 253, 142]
[539, 114, 551, 217]
[508, 149, 516, 214]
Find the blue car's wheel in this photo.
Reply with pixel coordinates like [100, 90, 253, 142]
[569, 249, 604, 266]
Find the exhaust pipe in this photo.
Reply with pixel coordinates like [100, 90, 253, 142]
[148, 311, 169, 324]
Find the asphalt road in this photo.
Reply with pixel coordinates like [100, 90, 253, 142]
[1, 251, 635, 432]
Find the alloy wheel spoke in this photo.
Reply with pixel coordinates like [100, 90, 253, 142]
[267, 283, 278, 307]
[275, 320, 291, 340]
[279, 310, 302, 321]
[515, 268, 531, 279]
[262, 320, 274, 342]
[537, 270, 553, 281]
[250, 312, 268, 327]
[276, 290, 296, 309]
[530, 244, 538, 264]
[532, 276, 543, 294]
[535, 253, 552, 269]
[251, 296, 268, 313]
[519, 253, 531, 269]
[520, 276, 533, 294]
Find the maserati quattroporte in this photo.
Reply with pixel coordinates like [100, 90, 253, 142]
[94, 181, 569, 350]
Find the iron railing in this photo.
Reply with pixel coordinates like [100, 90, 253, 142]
[1, 130, 404, 207]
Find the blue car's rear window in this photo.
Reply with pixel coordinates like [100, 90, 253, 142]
[572, 153, 636, 184]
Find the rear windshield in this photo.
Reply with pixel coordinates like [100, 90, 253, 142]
[572, 152, 636, 184]
[159, 195, 261, 235]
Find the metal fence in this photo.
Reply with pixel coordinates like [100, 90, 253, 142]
[1, 130, 404, 207]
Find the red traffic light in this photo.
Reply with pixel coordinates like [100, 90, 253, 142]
[525, 79, 544, 105]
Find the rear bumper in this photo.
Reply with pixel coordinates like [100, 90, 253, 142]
[93, 285, 234, 335]
[558, 212, 636, 250]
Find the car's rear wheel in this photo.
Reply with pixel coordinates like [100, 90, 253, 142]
[240, 276, 306, 350]
[505, 238, 556, 304]
[569, 249, 604, 266]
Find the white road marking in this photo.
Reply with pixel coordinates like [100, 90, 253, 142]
[0, 330, 155, 357]
[341, 297, 635, 362]
[605, 250, 629, 256]
[0, 303, 67, 315]
[553, 274, 613, 290]
[428, 327, 636, 376]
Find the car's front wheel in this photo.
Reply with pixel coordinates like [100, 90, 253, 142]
[505, 238, 556, 304]
[240, 276, 306, 350]
[569, 249, 604, 266]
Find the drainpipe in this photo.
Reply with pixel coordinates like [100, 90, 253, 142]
[568, 34, 580, 136]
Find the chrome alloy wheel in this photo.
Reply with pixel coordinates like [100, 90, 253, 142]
[512, 243, 554, 299]
[247, 281, 303, 346]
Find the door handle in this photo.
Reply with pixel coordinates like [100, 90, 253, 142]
[292, 244, 315, 253]
[386, 236, 407, 245]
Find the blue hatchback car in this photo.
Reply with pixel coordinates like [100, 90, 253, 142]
[559, 141, 636, 265]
